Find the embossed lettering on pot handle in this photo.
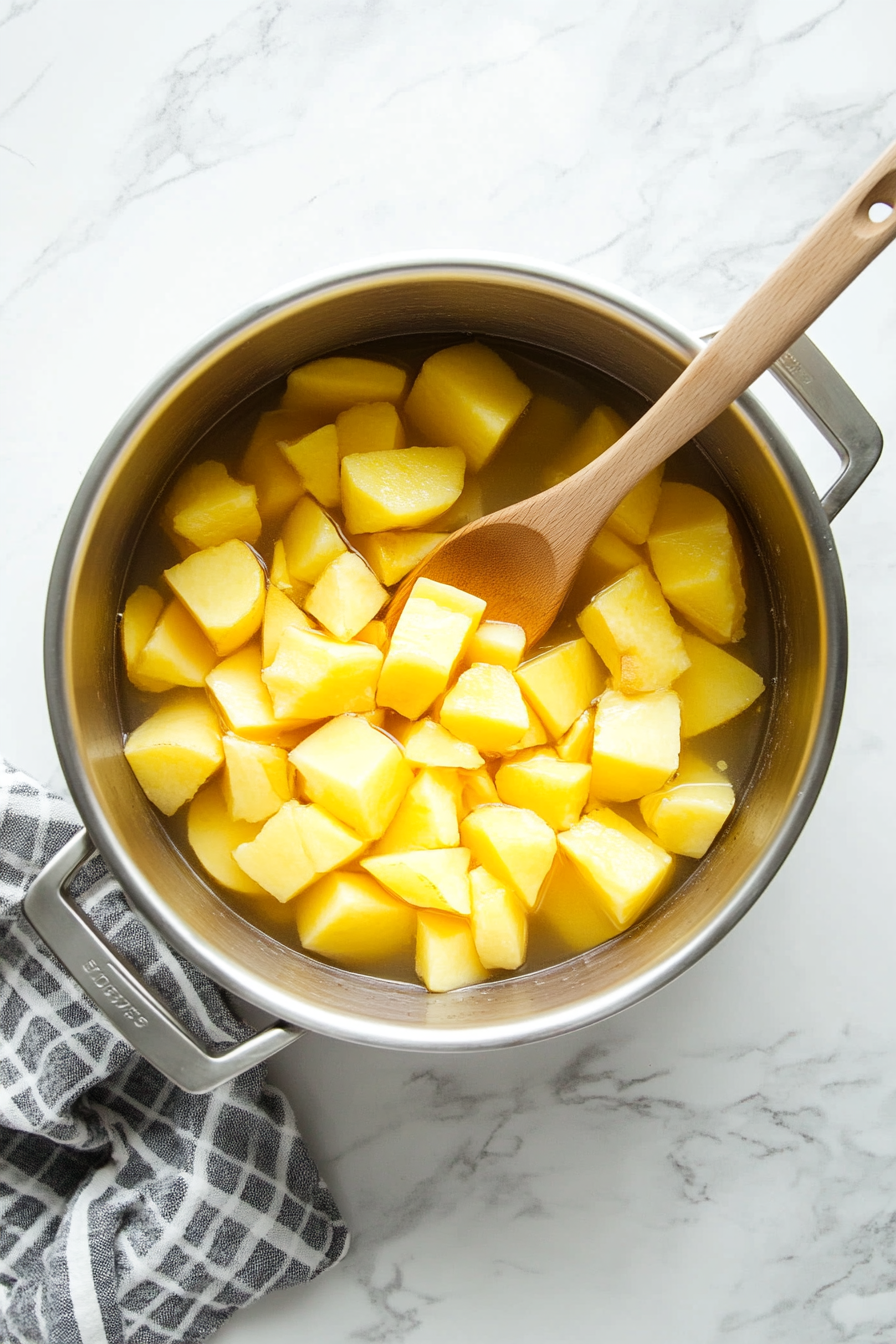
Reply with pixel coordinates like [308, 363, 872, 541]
[697, 329, 883, 521]
[24, 829, 304, 1093]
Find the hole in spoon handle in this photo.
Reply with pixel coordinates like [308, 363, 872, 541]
[856, 169, 896, 237]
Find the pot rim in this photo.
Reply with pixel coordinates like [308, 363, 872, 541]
[44, 253, 848, 1049]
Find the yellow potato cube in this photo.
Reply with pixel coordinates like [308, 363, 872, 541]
[439, 664, 530, 755]
[374, 768, 460, 853]
[675, 631, 765, 738]
[124, 691, 223, 816]
[296, 871, 416, 965]
[459, 765, 500, 814]
[566, 528, 643, 615]
[556, 707, 595, 764]
[341, 447, 466, 533]
[239, 410, 315, 523]
[404, 342, 532, 473]
[164, 460, 261, 550]
[281, 495, 347, 586]
[354, 530, 447, 586]
[295, 803, 367, 873]
[282, 356, 408, 418]
[361, 847, 471, 915]
[430, 476, 484, 533]
[590, 688, 680, 803]
[279, 424, 340, 509]
[463, 621, 526, 672]
[605, 468, 664, 546]
[289, 714, 412, 839]
[335, 401, 406, 458]
[533, 853, 619, 954]
[495, 755, 591, 832]
[377, 597, 474, 720]
[648, 482, 747, 644]
[639, 748, 735, 858]
[232, 800, 317, 901]
[508, 702, 550, 753]
[304, 552, 387, 642]
[133, 599, 217, 689]
[558, 808, 672, 929]
[261, 585, 313, 668]
[577, 564, 689, 694]
[269, 539, 310, 604]
[460, 804, 556, 909]
[469, 867, 528, 970]
[541, 402, 630, 489]
[262, 625, 382, 721]
[395, 718, 484, 770]
[165, 540, 266, 657]
[355, 620, 388, 650]
[514, 638, 604, 739]
[411, 578, 487, 625]
[121, 586, 173, 692]
[415, 910, 488, 992]
[503, 394, 582, 480]
[187, 780, 264, 894]
[207, 644, 302, 741]
[221, 734, 291, 823]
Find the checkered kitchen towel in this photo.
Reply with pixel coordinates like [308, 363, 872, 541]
[0, 759, 349, 1343]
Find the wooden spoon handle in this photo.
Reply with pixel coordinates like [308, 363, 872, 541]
[567, 138, 896, 525]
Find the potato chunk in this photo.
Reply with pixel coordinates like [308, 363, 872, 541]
[134, 599, 217, 689]
[577, 564, 689, 694]
[233, 801, 317, 901]
[281, 495, 347, 586]
[335, 401, 406, 458]
[165, 540, 266, 657]
[279, 424, 340, 509]
[394, 718, 484, 769]
[533, 853, 619, 954]
[459, 765, 500, 814]
[495, 754, 591, 832]
[289, 714, 412, 839]
[207, 644, 303, 741]
[361, 848, 471, 915]
[222, 734, 291, 823]
[415, 910, 488, 992]
[295, 804, 367, 873]
[341, 447, 466, 533]
[605, 469, 664, 546]
[355, 620, 388, 650]
[556, 707, 595, 764]
[404, 342, 532, 473]
[460, 804, 556, 909]
[590, 688, 680, 803]
[675, 631, 765, 738]
[431, 476, 484, 531]
[164, 460, 261, 550]
[463, 621, 526, 672]
[510, 702, 550, 753]
[262, 626, 382, 721]
[354, 530, 447, 586]
[439, 664, 530, 755]
[541, 403, 629, 490]
[469, 867, 528, 970]
[261, 585, 312, 668]
[377, 580, 482, 719]
[559, 808, 672, 930]
[187, 780, 264, 894]
[648, 482, 746, 643]
[514, 638, 604, 739]
[303, 552, 387, 642]
[121, 586, 173, 692]
[238, 410, 312, 523]
[124, 691, 223, 816]
[374, 768, 460, 853]
[566, 528, 643, 614]
[639, 749, 735, 858]
[282, 356, 408, 418]
[297, 872, 416, 965]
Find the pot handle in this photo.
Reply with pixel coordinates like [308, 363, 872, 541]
[23, 828, 304, 1094]
[699, 329, 882, 520]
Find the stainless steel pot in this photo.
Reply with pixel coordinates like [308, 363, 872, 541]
[26, 258, 883, 1092]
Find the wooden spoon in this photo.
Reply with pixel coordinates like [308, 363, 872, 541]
[390, 139, 896, 645]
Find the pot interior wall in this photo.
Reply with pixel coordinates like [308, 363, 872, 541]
[50, 264, 840, 1046]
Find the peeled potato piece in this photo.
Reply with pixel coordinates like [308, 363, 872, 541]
[341, 448, 466, 534]
[233, 801, 317, 901]
[558, 808, 672, 930]
[164, 460, 261, 550]
[515, 639, 604, 739]
[460, 804, 556, 909]
[289, 714, 413, 840]
[361, 847, 472, 916]
[415, 910, 488, 992]
[282, 356, 408, 418]
[281, 496, 347, 587]
[297, 871, 416, 965]
[187, 779, 265, 894]
[335, 401, 406, 458]
[165, 540, 266, 658]
[222, 734, 291, 823]
[121, 586, 172, 692]
[239, 410, 313, 523]
[354, 530, 447, 586]
[124, 691, 223, 816]
[134, 599, 217, 689]
[469, 867, 528, 970]
[279, 424, 340, 509]
[303, 552, 388, 642]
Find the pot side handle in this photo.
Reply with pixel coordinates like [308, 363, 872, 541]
[23, 828, 304, 1094]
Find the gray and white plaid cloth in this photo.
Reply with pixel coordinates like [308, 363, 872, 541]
[0, 758, 349, 1343]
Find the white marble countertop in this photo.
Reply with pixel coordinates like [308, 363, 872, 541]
[3, 2, 896, 1340]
